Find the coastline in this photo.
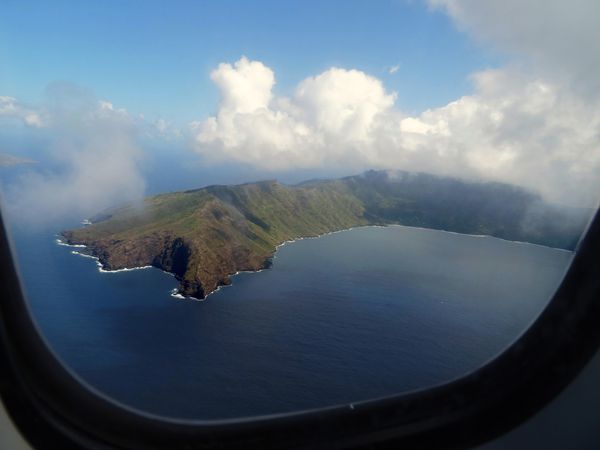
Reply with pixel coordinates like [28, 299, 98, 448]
[388, 224, 574, 253]
[204, 224, 572, 301]
[273, 224, 574, 255]
[55, 238, 153, 273]
[56, 223, 574, 302]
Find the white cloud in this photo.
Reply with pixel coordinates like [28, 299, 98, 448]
[190, 56, 600, 206]
[388, 64, 400, 74]
[211, 56, 275, 114]
[1, 85, 188, 226]
[0, 96, 45, 127]
[98, 100, 115, 111]
[294, 68, 397, 141]
[427, 0, 600, 98]
[192, 58, 398, 171]
[3, 84, 146, 226]
[399, 69, 600, 206]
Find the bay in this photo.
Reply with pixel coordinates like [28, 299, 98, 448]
[11, 224, 571, 419]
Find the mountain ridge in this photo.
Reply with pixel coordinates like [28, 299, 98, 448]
[61, 170, 589, 299]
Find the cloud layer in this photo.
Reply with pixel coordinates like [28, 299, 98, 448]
[0, 96, 44, 127]
[191, 55, 600, 206]
[428, 0, 600, 98]
[4, 1, 599, 218]
[191, 57, 399, 171]
[3, 83, 146, 226]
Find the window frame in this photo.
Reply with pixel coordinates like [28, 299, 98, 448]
[1, 208, 600, 450]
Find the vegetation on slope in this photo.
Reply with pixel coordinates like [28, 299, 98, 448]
[62, 170, 589, 299]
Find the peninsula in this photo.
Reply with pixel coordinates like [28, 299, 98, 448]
[61, 170, 588, 299]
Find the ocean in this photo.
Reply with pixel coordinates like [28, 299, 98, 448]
[8, 223, 571, 419]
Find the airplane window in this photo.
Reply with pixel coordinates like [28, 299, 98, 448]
[0, 1, 598, 447]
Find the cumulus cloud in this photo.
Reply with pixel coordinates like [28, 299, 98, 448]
[0, 96, 45, 127]
[294, 68, 397, 141]
[190, 56, 600, 206]
[149, 118, 183, 140]
[192, 58, 398, 171]
[190, 2, 600, 207]
[3, 83, 146, 226]
[210, 57, 275, 114]
[427, 0, 600, 98]
[398, 70, 600, 206]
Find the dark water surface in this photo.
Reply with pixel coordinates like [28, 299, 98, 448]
[11, 225, 571, 419]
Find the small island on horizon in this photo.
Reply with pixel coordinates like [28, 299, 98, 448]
[60, 170, 589, 300]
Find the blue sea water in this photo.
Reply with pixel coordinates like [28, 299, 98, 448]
[9, 224, 571, 419]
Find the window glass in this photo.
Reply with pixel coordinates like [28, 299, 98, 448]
[0, 1, 597, 420]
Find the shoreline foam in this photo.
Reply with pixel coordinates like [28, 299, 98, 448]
[57, 222, 574, 302]
[58, 234, 154, 273]
[216, 224, 573, 299]
[387, 224, 574, 253]
[55, 238, 86, 248]
[170, 288, 205, 302]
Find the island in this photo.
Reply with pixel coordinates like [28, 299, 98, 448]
[61, 170, 589, 299]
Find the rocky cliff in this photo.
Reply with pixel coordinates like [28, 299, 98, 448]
[61, 171, 589, 299]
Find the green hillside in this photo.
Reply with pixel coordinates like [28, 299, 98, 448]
[62, 170, 589, 299]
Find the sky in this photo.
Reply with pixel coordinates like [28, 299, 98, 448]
[1, 0, 599, 225]
[0, 0, 498, 121]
